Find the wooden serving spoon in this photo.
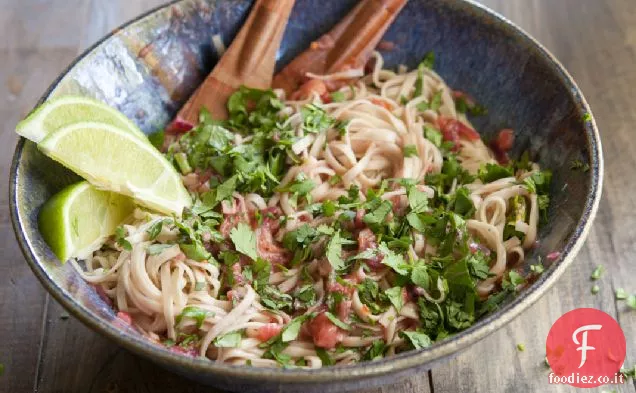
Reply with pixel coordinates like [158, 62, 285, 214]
[172, 0, 296, 130]
[273, 0, 407, 96]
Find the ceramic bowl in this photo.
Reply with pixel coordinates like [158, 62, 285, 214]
[9, 0, 603, 391]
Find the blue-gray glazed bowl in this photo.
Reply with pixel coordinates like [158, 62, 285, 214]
[9, 0, 602, 392]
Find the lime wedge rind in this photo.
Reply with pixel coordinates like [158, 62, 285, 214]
[38, 181, 136, 262]
[16, 95, 149, 144]
[38, 121, 191, 216]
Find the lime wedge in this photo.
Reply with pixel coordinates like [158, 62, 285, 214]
[38, 181, 135, 262]
[16, 95, 149, 143]
[38, 121, 191, 216]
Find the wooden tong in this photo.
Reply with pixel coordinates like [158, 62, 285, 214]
[172, 0, 296, 129]
[273, 0, 407, 95]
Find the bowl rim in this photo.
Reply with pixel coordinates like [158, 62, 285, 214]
[9, 0, 603, 384]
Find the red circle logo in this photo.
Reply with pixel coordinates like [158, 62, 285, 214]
[546, 308, 626, 388]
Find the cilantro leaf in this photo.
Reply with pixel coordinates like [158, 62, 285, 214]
[146, 220, 166, 240]
[215, 175, 238, 203]
[176, 306, 213, 328]
[259, 285, 293, 311]
[362, 340, 386, 361]
[115, 226, 132, 251]
[301, 104, 336, 134]
[230, 223, 258, 260]
[478, 163, 513, 183]
[214, 331, 242, 348]
[316, 347, 335, 366]
[502, 270, 526, 291]
[325, 311, 352, 330]
[411, 262, 430, 289]
[408, 187, 429, 213]
[401, 330, 432, 349]
[379, 243, 410, 275]
[327, 231, 346, 271]
[424, 126, 442, 147]
[449, 187, 474, 217]
[147, 243, 174, 255]
[403, 144, 418, 158]
[385, 286, 404, 312]
[420, 51, 435, 69]
[282, 315, 310, 342]
[180, 241, 211, 261]
[363, 200, 392, 225]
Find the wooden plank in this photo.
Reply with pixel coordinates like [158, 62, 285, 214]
[0, 0, 92, 391]
[431, 0, 636, 392]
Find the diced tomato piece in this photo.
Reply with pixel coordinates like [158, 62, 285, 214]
[357, 228, 383, 269]
[117, 311, 132, 325]
[309, 312, 343, 349]
[438, 117, 480, 142]
[377, 40, 396, 51]
[167, 117, 194, 133]
[370, 98, 393, 111]
[494, 129, 514, 152]
[256, 323, 282, 342]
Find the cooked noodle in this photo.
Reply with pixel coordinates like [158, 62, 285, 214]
[74, 52, 548, 368]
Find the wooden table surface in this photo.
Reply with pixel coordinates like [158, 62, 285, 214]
[1, 0, 635, 392]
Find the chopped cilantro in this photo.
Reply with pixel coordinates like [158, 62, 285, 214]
[180, 241, 211, 261]
[114, 226, 132, 251]
[502, 271, 525, 292]
[146, 243, 174, 255]
[301, 104, 336, 134]
[615, 288, 628, 300]
[325, 312, 351, 330]
[403, 144, 418, 157]
[408, 187, 429, 213]
[385, 287, 404, 312]
[362, 340, 386, 361]
[590, 265, 604, 280]
[517, 343, 525, 352]
[570, 159, 590, 172]
[627, 294, 636, 310]
[214, 331, 242, 348]
[530, 263, 544, 274]
[429, 91, 442, 111]
[420, 51, 435, 69]
[591, 285, 600, 295]
[401, 330, 432, 349]
[478, 163, 513, 183]
[148, 130, 164, 150]
[379, 244, 410, 275]
[411, 262, 430, 289]
[330, 91, 346, 102]
[259, 285, 293, 311]
[583, 112, 592, 122]
[282, 315, 310, 342]
[326, 231, 347, 271]
[176, 306, 213, 328]
[316, 347, 335, 366]
[363, 200, 392, 225]
[424, 126, 442, 147]
[230, 223, 258, 260]
[146, 220, 166, 240]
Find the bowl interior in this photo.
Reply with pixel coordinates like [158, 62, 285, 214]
[11, 0, 600, 388]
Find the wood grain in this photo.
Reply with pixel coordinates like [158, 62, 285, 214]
[0, 0, 635, 392]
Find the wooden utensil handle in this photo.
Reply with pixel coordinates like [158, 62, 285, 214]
[174, 0, 295, 125]
[214, 0, 295, 89]
[326, 0, 406, 71]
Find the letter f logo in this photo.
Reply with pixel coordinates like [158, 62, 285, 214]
[572, 324, 602, 368]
